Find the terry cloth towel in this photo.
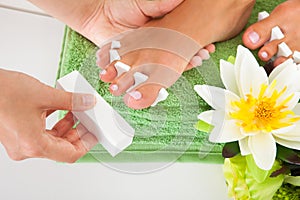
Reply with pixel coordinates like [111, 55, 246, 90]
[57, 0, 285, 163]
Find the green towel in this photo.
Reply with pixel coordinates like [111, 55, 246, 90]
[57, 0, 285, 164]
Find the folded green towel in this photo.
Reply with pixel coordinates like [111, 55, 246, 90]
[57, 0, 284, 164]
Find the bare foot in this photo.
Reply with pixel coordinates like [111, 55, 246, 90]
[243, 0, 300, 66]
[97, 0, 255, 109]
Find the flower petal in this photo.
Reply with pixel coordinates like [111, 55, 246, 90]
[220, 59, 239, 95]
[273, 122, 300, 141]
[198, 110, 214, 124]
[248, 133, 276, 170]
[239, 137, 251, 156]
[194, 85, 240, 111]
[269, 61, 300, 94]
[239, 52, 268, 98]
[209, 119, 245, 143]
[282, 92, 300, 111]
[293, 103, 300, 115]
[274, 136, 300, 150]
[269, 58, 294, 83]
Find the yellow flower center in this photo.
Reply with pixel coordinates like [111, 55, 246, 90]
[230, 82, 300, 133]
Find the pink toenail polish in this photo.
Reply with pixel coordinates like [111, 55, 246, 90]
[110, 84, 119, 91]
[100, 69, 107, 76]
[249, 31, 260, 44]
[261, 51, 268, 59]
[128, 91, 142, 100]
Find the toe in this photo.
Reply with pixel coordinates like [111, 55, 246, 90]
[258, 39, 283, 61]
[274, 56, 288, 67]
[96, 44, 111, 69]
[204, 44, 216, 53]
[124, 84, 162, 109]
[109, 71, 135, 96]
[242, 18, 276, 50]
[99, 64, 118, 83]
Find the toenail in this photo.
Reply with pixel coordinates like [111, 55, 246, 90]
[128, 91, 142, 100]
[100, 69, 107, 76]
[261, 51, 268, 59]
[198, 49, 210, 60]
[110, 84, 119, 91]
[248, 31, 260, 44]
[190, 56, 203, 67]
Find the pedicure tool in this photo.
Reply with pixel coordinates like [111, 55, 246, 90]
[111, 40, 121, 49]
[277, 42, 293, 57]
[293, 51, 300, 63]
[115, 61, 131, 77]
[57, 71, 135, 157]
[258, 11, 269, 21]
[109, 49, 121, 63]
[151, 88, 169, 107]
[270, 26, 285, 41]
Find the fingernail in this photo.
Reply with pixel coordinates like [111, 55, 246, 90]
[82, 94, 96, 106]
[248, 31, 260, 44]
[100, 69, 107, 76]
[261, 51, 268, 59]
[128, 91, 142, 100]
[110, 84, 119, 91]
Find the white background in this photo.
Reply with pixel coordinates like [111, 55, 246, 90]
[0, 1, 231, 199]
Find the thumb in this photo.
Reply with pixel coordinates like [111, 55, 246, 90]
[43, 87, 96, 111]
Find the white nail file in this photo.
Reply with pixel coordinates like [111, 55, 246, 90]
[56, 71, 135, 157]
[115, 61, 131, 77]
[109, 49, 121, 63]
[258, 11, 269, 21]
[151, 88, 169, 107]
[293, 51, 300, 63]
[270, 26, 285, 41]
[277, 42, 293, 57]
[111, 40, 121, 49]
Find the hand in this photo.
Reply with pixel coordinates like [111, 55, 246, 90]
[0, 69, 98, 162]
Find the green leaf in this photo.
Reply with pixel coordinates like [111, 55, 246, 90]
[246, 155, 269, 183]
[194, 120, 214, 133]
[277, 145, 300, 165]
[284, 175, 300, 186]
[224, 155, 284, 200]
[227, 56, 236, 64]
[222, 142, 240, 158]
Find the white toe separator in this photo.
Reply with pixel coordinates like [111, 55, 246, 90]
[258, 11, 269, 21]
[126, 72, 149, 92]
[115, 61, 130, 77]
[56, 71, 135, 157]
[151, 88, 169, 107]
[111, 40, 121, 49]
[270, 26, 285, 41]
[277, 42, 293, 57]
[293, 51, 300, 63]
[110, 49, 121, 63]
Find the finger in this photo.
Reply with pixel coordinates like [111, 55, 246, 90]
[42, 86, 96, 111]
[49, 112, 77, 137]
[40, 133, 97, 163]
[137, 0, 184, 17]
[61, 123, 90, 143]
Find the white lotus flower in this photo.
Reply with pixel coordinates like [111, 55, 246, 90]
[194, 45, 300, 170]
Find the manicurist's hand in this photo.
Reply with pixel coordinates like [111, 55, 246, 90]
[0, 69, 98, 162]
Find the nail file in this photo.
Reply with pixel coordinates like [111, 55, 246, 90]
[56, 71, 135, 157]
[151, 88, 169, 107]
[277, 42, 293, 57]
[270, 26, 285, 41]
[293, 51, 300, 63]
[258, 11, 269, 21]
[109, 49, 121, 63]
[115, 61, 131, 77]
[111, 40, 121, 49]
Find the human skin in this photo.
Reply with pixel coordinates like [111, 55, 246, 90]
[243, 0, 300, 66]
[0, 69, 97, 162]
